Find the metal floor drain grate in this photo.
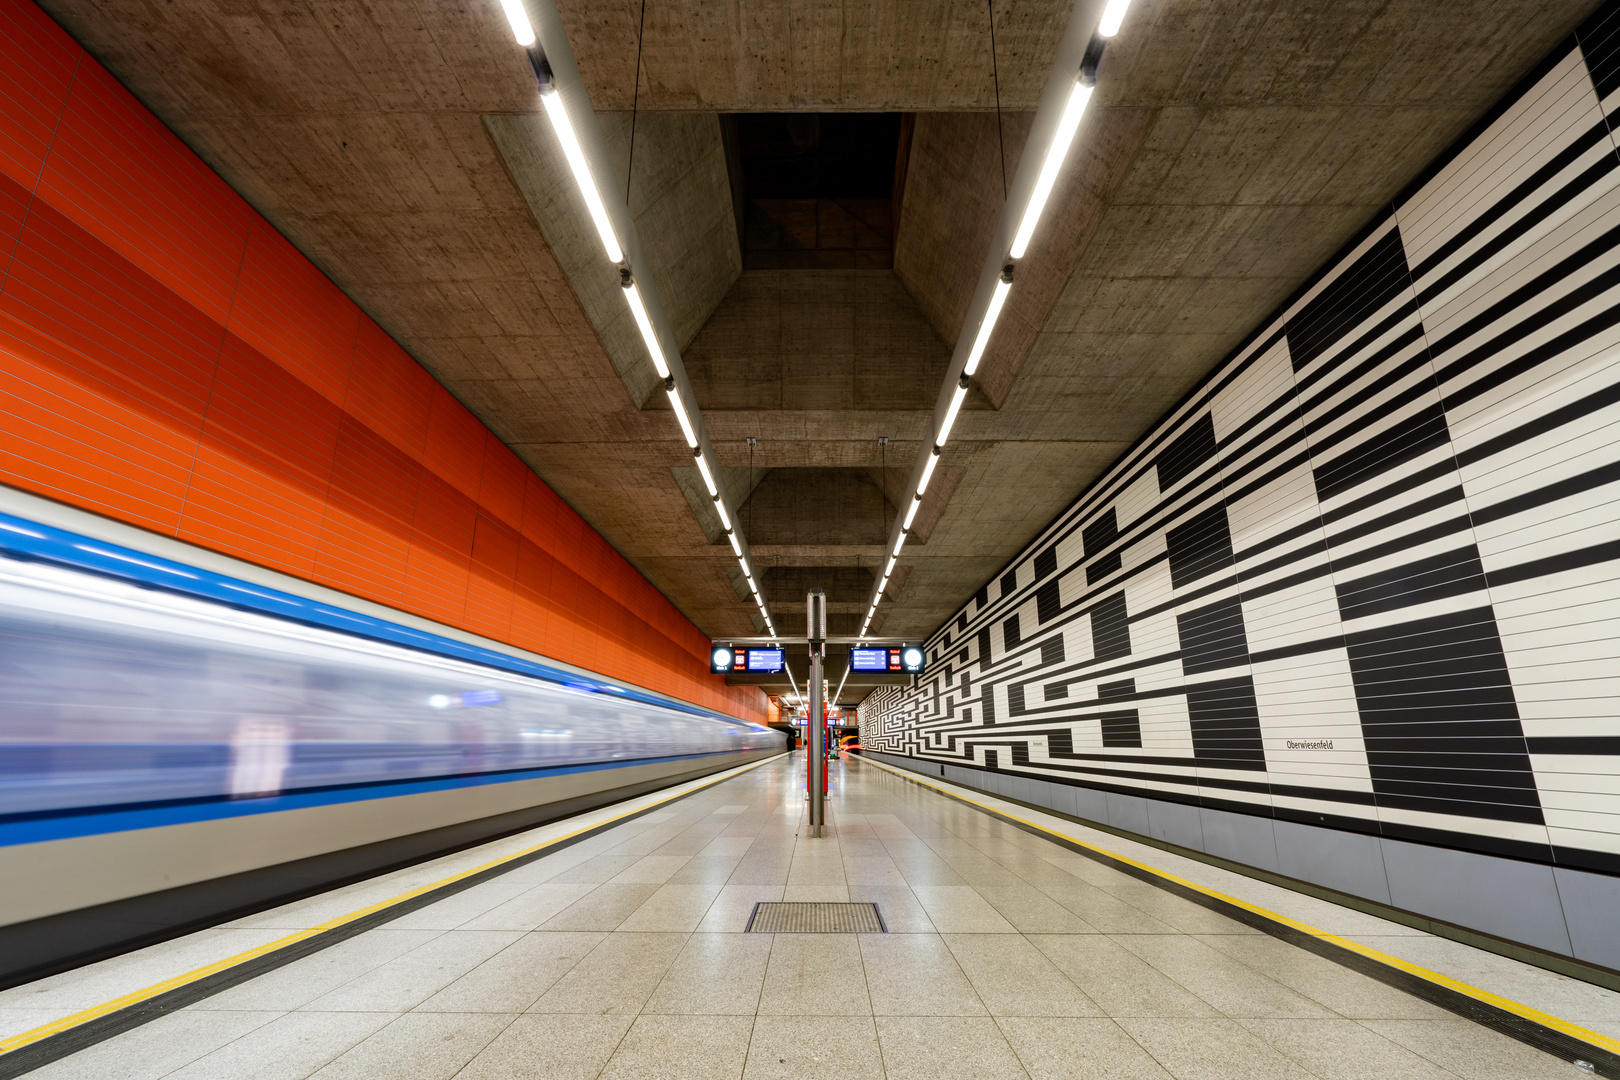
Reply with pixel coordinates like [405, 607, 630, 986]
[746, 902, 886, 933]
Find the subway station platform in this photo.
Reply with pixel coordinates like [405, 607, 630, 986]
[3, 753, 1612, 1080]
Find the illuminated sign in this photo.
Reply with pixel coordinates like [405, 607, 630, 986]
[746, 648, 784, 673]
[710, 645, 786, 674]
[850, 647, 889, 672]
[849, 646, 926, 673]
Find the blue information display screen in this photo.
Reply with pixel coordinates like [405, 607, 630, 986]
[746, 648, 784, 673]
[850, 647, 890, 672]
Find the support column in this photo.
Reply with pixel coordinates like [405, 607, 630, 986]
[806, 588, 826, 838]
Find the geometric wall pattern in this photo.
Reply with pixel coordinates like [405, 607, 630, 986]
[0, 0, 764, 721]
[864, 6, 1620, 875]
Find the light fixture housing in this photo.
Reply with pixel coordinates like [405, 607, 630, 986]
[538, 82, 624, 263]
[694, 449, 718, 497]
[917, 445, 941, 495]
[665, 379, 698, 447]
[623, 274, 670, 378]
[963, 266, 1013, 376]
[937, 374, 970, 447]
[499, 0, 536, 45]
[1009, 78, 1093, 260]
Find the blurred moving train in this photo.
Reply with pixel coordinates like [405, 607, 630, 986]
[0, 505, 783, 987]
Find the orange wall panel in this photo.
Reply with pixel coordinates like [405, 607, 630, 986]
[0, 0, 764, 722]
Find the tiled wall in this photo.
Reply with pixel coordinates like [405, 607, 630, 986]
[865, 9, 1620, 894]
[0, 0, 761, 720]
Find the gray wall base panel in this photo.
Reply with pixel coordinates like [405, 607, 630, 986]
[1381, 839, 1574, 957]
[1274, 819, 1392, 906]
[1147, 799, 1205, 851]
[1554, 866, 1620, 971]
[1106, 792, 1151, 837]
[1200, 806, 1281, 874]
[863, 752, 1620, 983]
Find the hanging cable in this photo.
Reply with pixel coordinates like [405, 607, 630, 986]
[626, 0, 648, 203]
[988, 0, 1007, 201]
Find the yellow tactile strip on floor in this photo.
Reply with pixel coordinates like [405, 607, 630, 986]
[856, 755, 1620, 1078]
[0, 753, 788, 1078]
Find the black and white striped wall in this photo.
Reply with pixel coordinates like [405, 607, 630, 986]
[861, 3, 1620, 974]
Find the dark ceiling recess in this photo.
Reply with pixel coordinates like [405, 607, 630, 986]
[725, 113, 911, 270]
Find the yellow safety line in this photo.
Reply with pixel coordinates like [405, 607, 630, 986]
[0, 752, 786, 1057]
[859, 756, 1620, 1057]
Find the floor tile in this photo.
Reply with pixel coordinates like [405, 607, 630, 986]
[455, 1013, 632, 1080]
[26, 1009, 282, 1080]
[997, 1016, 1173, 1079]
[458, 884, 597, 931]
[910, 885, 1020, 933]
[875, 1015, 1030, 1079]
[1031, 936, 1220, 1018]
[1114, 1016, 1318, 1080]
[537, 883, 662, 931]
[644, 933, 773, 1015]
[943, 934, 1102, 1017]
[308, 1010, 512, 1079]
[859, 933, 986, 1016]
[414, 932, 603, 1012]
[165, 1009, 397, 1080]
[528, 933, 688, 1015]
[743, 1014, 884, 1079]
[599, 1014, 753, 1079]
[757, 933, 871, 1016]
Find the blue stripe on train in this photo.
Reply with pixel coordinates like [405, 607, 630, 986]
[0, 512, 746, 725]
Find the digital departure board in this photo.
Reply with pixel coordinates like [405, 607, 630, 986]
[850, 647, 890, 672]
[746, 648, 784, 673]
[710, 645, 785, 673]
[849, 646, 926, 673]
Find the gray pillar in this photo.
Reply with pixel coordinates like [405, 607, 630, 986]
[808, 644, 824, 836]
[806, 588, 826, 837]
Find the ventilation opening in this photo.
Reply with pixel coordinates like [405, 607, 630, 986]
[746, 902, 886, 933]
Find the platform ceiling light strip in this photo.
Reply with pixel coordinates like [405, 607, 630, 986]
[862, 0, 1129, 628]
[503, 0, 775, 637]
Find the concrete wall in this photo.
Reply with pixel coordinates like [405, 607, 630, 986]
[0, 0, 761, 720]
[862, 5, 1620, 966]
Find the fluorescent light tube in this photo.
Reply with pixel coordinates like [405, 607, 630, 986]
[1098, 0, 1132, 37]
[738, 555, 750, 576]
[937, 382, 968, 446]
[917, 447, 941, 495]
[880, 574, 890, 591]
[715, 498, 731, 530]
[539, 88, 624, 263]
[727, 530, 741, 556]
[667, 385, 697, 447]
[500, 0, 536, 45]
[903, 495, 921, 530]
[695, 452, 718, 497]
[885, 555, 897, 576]
[892, 531, 907, 558]
[1009, 79, 1093, 259]
[623, 279, 670, 378]
[964, 272, 1012, 376]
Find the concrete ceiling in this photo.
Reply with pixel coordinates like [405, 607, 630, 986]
[37, 0, 1601, 698]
